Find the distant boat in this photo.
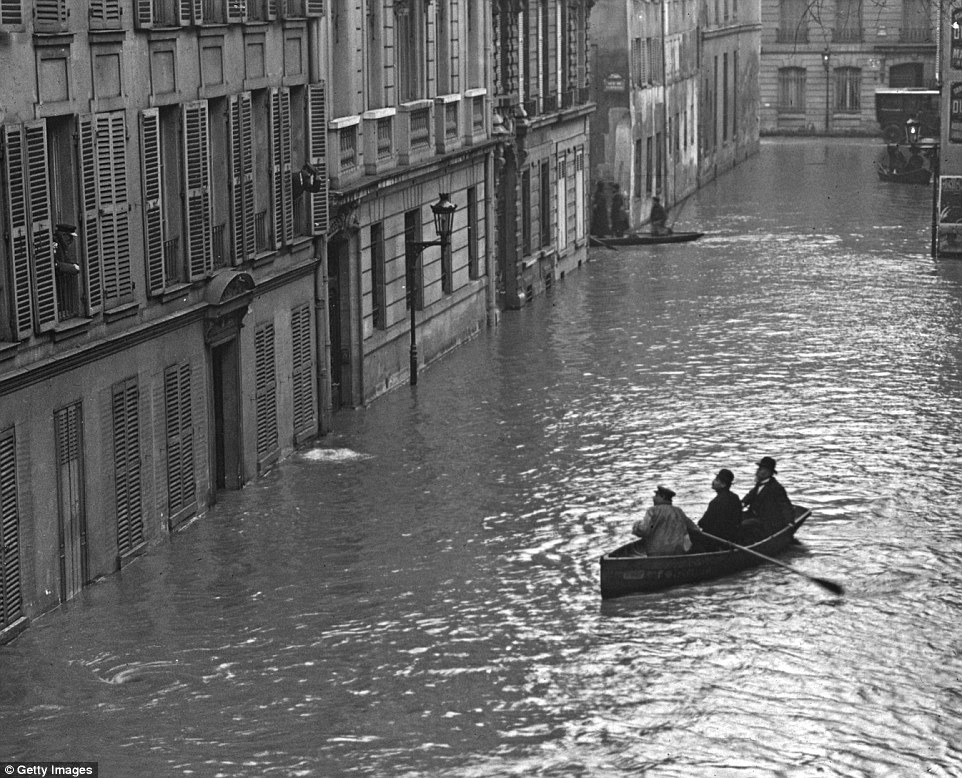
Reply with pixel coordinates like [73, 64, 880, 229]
[876, 164, 931, 185]
[590, 231, 704, 248]
[599, 505, 811, 598]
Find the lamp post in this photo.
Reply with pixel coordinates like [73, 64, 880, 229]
[905, 115, 920, 147]
[405, 193, 457, 385]
[822, 48, 831, 134]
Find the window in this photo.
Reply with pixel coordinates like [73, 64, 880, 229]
[835, 67, 861, 112]
[164, 362, 197, 524]
[54, 402, 86, 602]
[371, 222, 386, 328]
[521, 168, 532, 255]
[254, 323, 279, 466]
[634, 139, 643, 198]
[778, 67, 806, 112]
[539, 159, 551, 249]
[834, 0, 862, 42]
[291, 304, 316, 435]
[723, 53, 729, 141]
[396, 0, 426, 102]
[901, 0, 930, 42]
[777, 0, 809, 42]
[646, 136, 654, 195]
[467, 187, 480, 279]
[557, 154, 568, 251]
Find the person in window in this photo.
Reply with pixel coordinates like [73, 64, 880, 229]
[631, 485, 699, 556]
[650, 195, 669, 235]
[739, 456, 794, 543]
[690, 468, 743, 552]
[54, 224, 80, 275]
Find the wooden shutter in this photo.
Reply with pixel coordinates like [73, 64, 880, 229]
[0, 427, 23, 628]
[254, 321, 278, 465]
[291, 303, 315, 435]
[228, 93, 255, 264]
[306, 82, 329, 235]
[24, 121, 57, 333]
[97, 112, 132, 304]
[270, 88, 293, 249]
[0, 0, 24, 28]
[77, 117, 104, 316]
[164, 363, 196, 521]
[179, 0, 196, 24]
[54, 402, 86, 601]
[112, 377, 145, 560]
[135, 0, 153, 27]
[34, 0, 67, 31]
[89, 0, 122, 28]
[182, 101, 213, 280]
[226, 0, 245, 22]
[304, 0, 322, 17]
[141, 108, 167, 294]
[1, 126, 33, 340]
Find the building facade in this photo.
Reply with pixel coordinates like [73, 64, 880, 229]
[760, 0, 937, 135]
[0, 0, 332, 640]
[588, 0, 759, 233]
[491, 0, 594, 309]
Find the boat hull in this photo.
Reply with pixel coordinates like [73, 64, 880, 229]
[591, 231, 704, 247]
[599, 505, 811, 598]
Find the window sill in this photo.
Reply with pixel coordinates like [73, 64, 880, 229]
[52, 317, 92, 342]
[0, 341, 18, 363]
[159, 283, 193, 304]
[104, 301, 140, 323]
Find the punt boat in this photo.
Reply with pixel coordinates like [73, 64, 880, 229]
[599, 505, 811, 599]
[590, 231, 704, 248]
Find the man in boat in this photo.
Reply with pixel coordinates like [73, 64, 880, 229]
[690, 468, 743, 552]
[739, 456, 794, 544]
[631, 485, 700, 556]
[650, 196, 670, 236]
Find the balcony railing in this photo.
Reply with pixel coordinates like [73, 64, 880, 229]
[338, 126, 358, 170]
[212, 223, 226, 267]
[776, 27, 809, 43]
[900, 27, 932, 43]
[163, 236, 180, 284]
[832, 27, 863, 43]
[254, 210, 270, 253]
[411, 107, 430, 148]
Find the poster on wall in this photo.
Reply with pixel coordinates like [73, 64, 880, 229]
[937, 176, 962, 256]
[951, 84, 962, 143]
[953, 9, 962, 70]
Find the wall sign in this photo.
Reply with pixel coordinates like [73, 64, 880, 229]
[951, 83, 962, 143]
[953, 9, 962, 70]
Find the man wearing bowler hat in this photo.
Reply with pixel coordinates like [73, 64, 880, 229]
[632, 485, 699, 556]
[740, 456, 794, 543]
[691, 468, 743, 552]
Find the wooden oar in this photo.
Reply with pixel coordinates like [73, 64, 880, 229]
[589, 235, 619, 251]
[695, 529, 844, 596]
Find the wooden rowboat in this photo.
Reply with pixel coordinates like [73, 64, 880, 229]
[599, 505, 811, 599]
[590, 231, 704, 248]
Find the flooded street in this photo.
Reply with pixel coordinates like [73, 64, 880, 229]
[2, 138, 962, 776]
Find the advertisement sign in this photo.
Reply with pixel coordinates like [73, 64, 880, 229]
[937, 176, 962, 256]
[954, 9, 962, 70]
[951, 83, 962, 143]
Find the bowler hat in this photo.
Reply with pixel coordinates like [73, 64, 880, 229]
[654, 485, 676, 500]
[716, 468, 734, 486]
[756, 456, 778, 474]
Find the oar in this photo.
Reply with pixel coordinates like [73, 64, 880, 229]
[590, 235, 619, 251]
[695, 529, 844, 596]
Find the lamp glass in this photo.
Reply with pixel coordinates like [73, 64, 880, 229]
[431, 193, 457, 240]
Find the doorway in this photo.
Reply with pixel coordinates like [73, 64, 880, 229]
[211, 337, 242, 491]
[328, 236, 351, 409]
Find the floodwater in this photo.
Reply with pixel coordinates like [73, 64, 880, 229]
[2, 138, 962, 776]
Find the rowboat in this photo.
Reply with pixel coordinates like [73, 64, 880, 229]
[599, 505, 811, 599]
[590, 231, 704, 248]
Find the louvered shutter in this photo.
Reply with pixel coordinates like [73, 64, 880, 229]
[228, 93, 255, 264]
[89, 0, 121, 29]
[140, 108, 167, 293]
[254, 322, 278, 464]
[0, 427, 23, 628]
[34, 0, 67, 31]
[179, 0, 194, 24]
[306, 82, 329, 235]
[269, 88, 293, 249]
[291, 303, 315, 434]
[226, 0, 244, 22]
[182, 101, 213, 280]
[112, 378, 144, 559]
[1, 126, 33, 340]
[135, 0, 153, 27]
[97, 113, 132, 304]
[24, 121, 57, 333]
[164, 362, 196, 520]
[77, 117, 104, 316]
[304, 0, 322, 16]
[0, 0, 24, 28]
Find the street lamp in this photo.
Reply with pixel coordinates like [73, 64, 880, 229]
[405, 192, 457, 385]
[822, 48, 831, 133]
[905, 115, 921, 147]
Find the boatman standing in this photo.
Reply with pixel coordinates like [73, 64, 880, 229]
[740, 456, 794, 543]
[650, 196, 669, 235]
[632, 485, 699, 556]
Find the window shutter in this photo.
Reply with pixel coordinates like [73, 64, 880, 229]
[34, 0, 67, 31]
[77, 117, 104, 316]
[97, 113, 132, 305]
[0, 0, 23, 28]
[1, 126, 33, 340]
[182, 101, 213, 280]
[140, 108, 166, 294]
[178, 0, 192, 24]
[164, 363, 196, 521]
[254, 321, 278, 465]
[112, 377, 145, 560]
[89, 0, 121, 29]
[291, 303, 315, 434]
[304, 0, 322, 17]
[0, 427, 23, 628]
[226, 0, 244, 22]
[24, 121, 57, 333]
[306, 82, 329, 235]
[135, 0, 153, 27]
[228, 93, 255, 264]
[269, 88, 293, 249]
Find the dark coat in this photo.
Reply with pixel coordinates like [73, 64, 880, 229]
[741, 477, 793, 536]
[698, 489, 743, 542]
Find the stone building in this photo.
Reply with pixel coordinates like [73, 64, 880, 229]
[760, 0, 937, 135]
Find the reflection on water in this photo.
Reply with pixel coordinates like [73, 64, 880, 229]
[2, 139, 962, 776]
